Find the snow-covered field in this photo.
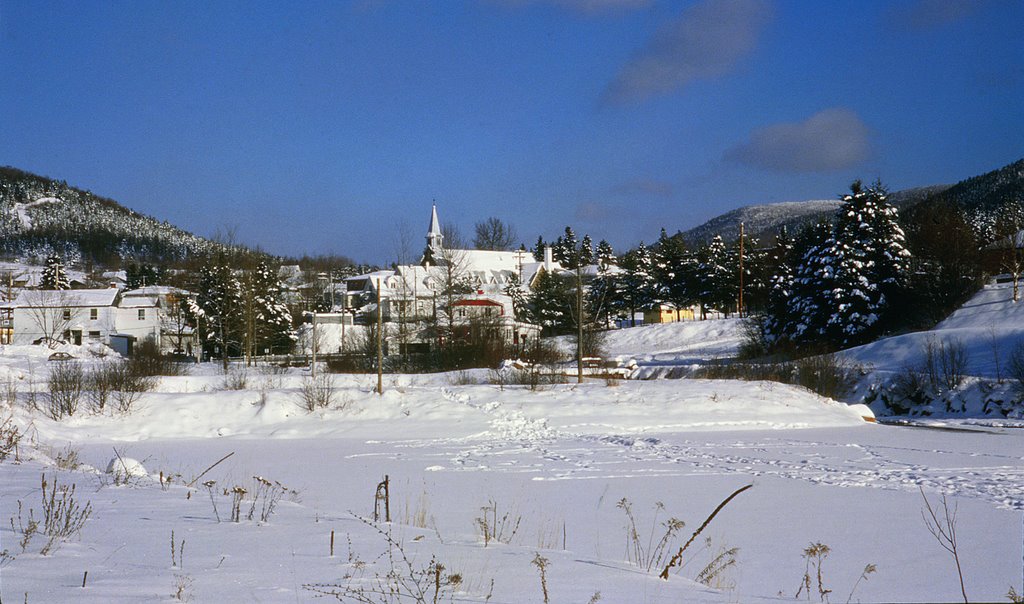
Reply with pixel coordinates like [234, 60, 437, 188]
[2, 295, 1024, 602]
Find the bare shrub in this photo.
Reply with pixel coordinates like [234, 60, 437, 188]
[305, 516, 463, 603]
[39, 473, 93, 555]
[299, 373, 338, 412]
[793, 353, 857, 400]
[920, 488, 967, 603]
[693, 354, 856, 400]
[922, 337, 970, 392]
[47, 360, 84, 420]
[53, 444, 81, 471]
[86, 363, 115, 412]
[0, 414, 22, 462]
[220, 369, 248, 391]
[1009, 341, 1024, 394]
[2, 375, 19, 407]
[85, 361, 155, 414]
[129, 339, 191, 377]
[448, 371, 480, 386]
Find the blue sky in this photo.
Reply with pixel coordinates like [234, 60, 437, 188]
[1, 0, 1021, 264]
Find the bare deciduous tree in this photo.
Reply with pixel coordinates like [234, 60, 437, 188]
[22, 290, 84, 347]
[473, 217, 518, 251]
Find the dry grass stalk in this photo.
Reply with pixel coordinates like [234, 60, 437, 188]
[795, 542, 831, 602]
[659, 484, 752, 580]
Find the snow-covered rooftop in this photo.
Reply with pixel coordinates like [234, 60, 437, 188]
[7, 288, 119, 308]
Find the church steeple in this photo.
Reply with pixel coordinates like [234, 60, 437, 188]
[422, 204, 444, 267]
[426, 203, 443, 253]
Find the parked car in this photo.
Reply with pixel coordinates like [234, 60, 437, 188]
[47, 352, 75, 361]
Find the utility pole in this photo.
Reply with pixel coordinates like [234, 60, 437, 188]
[576, 263, 584, 384]
[311, 312, 317, 378]
[376, 278, 384, 395]
[738, 222, 745, 319]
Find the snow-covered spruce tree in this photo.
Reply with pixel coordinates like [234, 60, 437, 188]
[616, 242, 657, 326]
[503, 272, 532, 324]
[596, 239, 616, 270]
[532, 236, 546, 262]
[586, 260, 618, 329]
[579, 234, 594, 267]
[697, 235, 736, 317]
[555, 226, 578, 268]
[653, 229, 695, 321]
[250, 262, 296, 357]
[786, 222, 836, 345]
[783, 181, 911, 348]
[196, 260, 244, 368]
[761, 226, 796, 347]
[821, 180, 911, 345]
[40, 255, 70, 290]
[527, 269, 574, 336]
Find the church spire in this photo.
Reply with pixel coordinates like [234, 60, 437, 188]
[422, 203, 444, 268]
[426, 203, 443, 252]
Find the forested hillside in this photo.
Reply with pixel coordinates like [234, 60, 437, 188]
[0, 167, 223, 266]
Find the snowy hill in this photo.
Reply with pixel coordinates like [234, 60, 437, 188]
[0, 166, 234, 265]
[842, 281, 1024, 418]
[681, 185, 947, 244]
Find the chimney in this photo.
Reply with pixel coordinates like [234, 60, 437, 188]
[543, 246, 553, 271]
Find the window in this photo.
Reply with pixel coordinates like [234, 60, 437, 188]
[88, 331, 100, 339]
[138, 309, 146, 320]
[90, 308, 98, 321]
[62, 309, 71, 321]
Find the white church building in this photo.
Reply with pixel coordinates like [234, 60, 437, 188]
[343, 206, 557, 350]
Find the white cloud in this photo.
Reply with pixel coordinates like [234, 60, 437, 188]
[604, 0, 772, 104]
[724, 108, 871, 172]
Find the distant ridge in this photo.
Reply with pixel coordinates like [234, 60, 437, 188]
[682, 184, 951, 245]
[680, 158, 1024, 245]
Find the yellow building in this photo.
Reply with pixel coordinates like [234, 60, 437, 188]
[643, 303, 696, 324]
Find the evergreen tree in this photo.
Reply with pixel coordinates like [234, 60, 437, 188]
[762, 226, 797, 346]
[195, 259, 244, 364]
[822, 180, 911, 345]
[532, 236, 547, 262]
[617, 243, 657, 326]
[579, 234, 594, 267]
[125, 263, 161, 290]
[587, 257, 619, 329]
[41, 255, 70, 290]
[528, 269, 574, 335]
[779, 181, 912, 348]
[787, 222, 837, 344]
[251, 262, 295, 355]
[697, 235, 736, 316]
[557, 227, 579, 268]
[652, 229, 694, 317]
[503, 272, 531, 323]
[596, 239, 616, 270]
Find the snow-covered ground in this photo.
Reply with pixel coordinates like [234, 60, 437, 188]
[844, 281, 1024, 381]
[1, 348, 1022, 602]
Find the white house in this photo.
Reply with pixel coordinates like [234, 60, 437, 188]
[121, 286, 198, 356]
[5, 287, 161, 354]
